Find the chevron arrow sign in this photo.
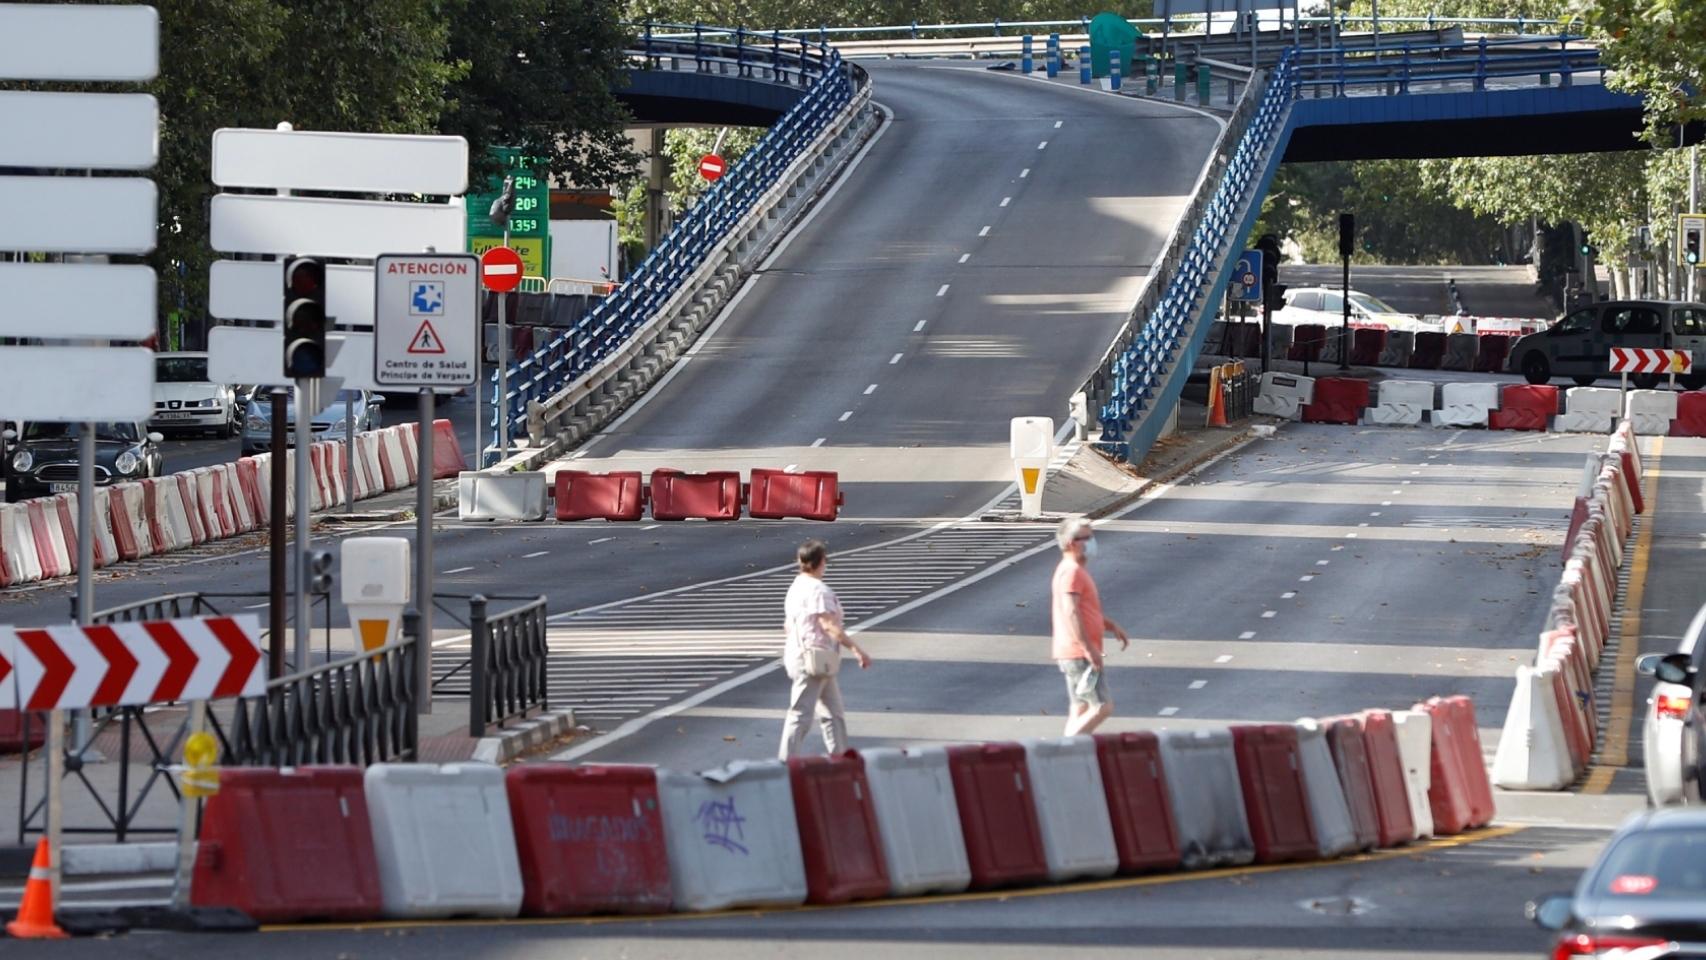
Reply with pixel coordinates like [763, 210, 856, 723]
[0, 615, 263, 711]
[1610, 347, 1694, 375]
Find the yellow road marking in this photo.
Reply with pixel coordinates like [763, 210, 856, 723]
[1584, 436, 1663, 793]
[262, 825, 1525, 934]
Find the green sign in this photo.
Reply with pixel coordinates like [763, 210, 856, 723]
[466, 148, 550, 239]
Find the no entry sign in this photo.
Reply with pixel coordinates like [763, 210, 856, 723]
[480, 245, 525, 293]
[698, 154, 726, 182]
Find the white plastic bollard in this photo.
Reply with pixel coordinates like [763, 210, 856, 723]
[342, 536, 411, 654]
[1009, 417, 1054, 518]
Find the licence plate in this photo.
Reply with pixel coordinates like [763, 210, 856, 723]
[155, 412, 193, 421]
[50, 483, 77, 494]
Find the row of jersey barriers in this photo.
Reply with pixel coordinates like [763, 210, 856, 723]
[1255, 374, 1706, 436]
[162, 696, 1494, 927]
[1492, 421, 1644, 790]
[458, 467, 844, 523]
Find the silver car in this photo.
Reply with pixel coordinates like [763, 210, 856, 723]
[151, 352, 241, 438]
[1507, 299, 1706, 389]
[1641, 604, 1706, 807]
[239, 389, 384, 456]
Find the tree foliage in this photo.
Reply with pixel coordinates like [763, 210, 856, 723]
[1588, 0, 1706, 138]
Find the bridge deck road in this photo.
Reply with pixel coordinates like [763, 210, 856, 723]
[0, 64, 1223, 636]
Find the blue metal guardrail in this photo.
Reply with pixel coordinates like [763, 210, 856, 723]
[1292, 33, 1599, 95]
[488, 25, 858, 454]
[648, 15, 1577, 42]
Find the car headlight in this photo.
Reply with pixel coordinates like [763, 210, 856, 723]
[115, 451, 139, 475]
[245, 416, 269, 432]
[329, 420, 347, 433]
[202, 398, 220, 408]
[10, 450, 32, 472]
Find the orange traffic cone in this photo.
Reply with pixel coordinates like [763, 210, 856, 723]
[1206, 365, 1228, 427]
[5, 837, 66, 939]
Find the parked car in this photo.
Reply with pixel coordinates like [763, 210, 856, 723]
[151, 352, 241, 438]
[1637, 604, 1706, 808]
[240, 389, 384, 456]
[1271, 286, 1433, 332]
[1, 421, 164, 503]
[1506, 299, 1706, 389]
[1529, 808, 1706, 957]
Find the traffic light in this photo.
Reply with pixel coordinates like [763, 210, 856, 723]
[1338, 213, 1355, 259]
[282, 257, 326, 379]
[306, 548, 334, 595]
[1685, 223, 1703, 266]
[1255, 233, 1284, 311]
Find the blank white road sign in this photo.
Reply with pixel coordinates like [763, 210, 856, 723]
[0, 177, 157, 254]
[212, 129, 469, 196]
[210, 260, 376, 327]
[0, 346, 154, 420]
[0, 92, 159, 169]
[208, 327, 378, 390]
[0, 4, 159, 81]
[0, 263, 155, 339]
[210, 194, 463, 259]
[373, 254, 479, 388]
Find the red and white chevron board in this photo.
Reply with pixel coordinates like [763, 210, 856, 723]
[0, 615, 263, 711]
[1610, 347, 1694, 375]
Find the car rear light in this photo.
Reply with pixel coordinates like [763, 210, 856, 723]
[1657, 691, 1692, 720]
[1553, 932, 1672, 958]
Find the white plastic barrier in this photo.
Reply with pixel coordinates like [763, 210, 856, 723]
[458, 472, 550, 522]
[862, 746, 972, 896]
[1554, 387, 1619, 434]
[1159, 728, 1255, 869]
[1254, 372, 1314, 420]
[0, 503, 43, 585]
[175, 473, 210, 544]
[1020, 737, 1120, 882]
[1294, 720, 1358, 858]
[325, 442, 349, 506]
[358, 434, 386, 498]
[378, 428, 413, 491]
[1365, 380, 1433, 426]
[1434, 382, 1500, 428]
[1491, 664, 1575, 791]
[30, 499, 73, 577]
[144, 478, 191, 552]
[1389, 709, 1436, 839]
[364, 763, 524, 919]
[110, 482, 154, 560]
[223, 464, 255, 533]
[1625, 389, 1677, 436]
[192, 468, 228, 540]
[657, 760, 808, 911]
[82, 491, 119, 568]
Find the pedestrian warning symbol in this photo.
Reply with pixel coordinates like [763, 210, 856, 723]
[407, 320, 446, 354]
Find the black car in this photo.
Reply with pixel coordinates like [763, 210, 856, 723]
[2, 421, 164, 503]
[1530, 808, 1706, 958]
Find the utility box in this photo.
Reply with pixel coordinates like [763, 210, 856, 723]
[1009, 417, 1054, 518]
[341, 536, 410, 654]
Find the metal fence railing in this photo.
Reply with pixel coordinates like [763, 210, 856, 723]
[467, 595, 549, 738]
[490, 25, 864, 454]
[219, 635, 419, 768]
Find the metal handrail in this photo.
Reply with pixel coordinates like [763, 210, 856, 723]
[637, 15, 1575, 42]
[219, 633, 418, 767]
[467, 594, 549, 738]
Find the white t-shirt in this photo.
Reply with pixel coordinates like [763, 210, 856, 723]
[784, 573, 843, 661]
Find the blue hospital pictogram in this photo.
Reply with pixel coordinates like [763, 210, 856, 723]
[411, 281, 445, 316]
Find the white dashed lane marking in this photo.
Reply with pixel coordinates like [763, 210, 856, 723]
[523, 551, 549, 559]
[959, 253, 970, 263]
[864, 384, 878, 395]
[937, 284, 950, 297]
[839, 411, 853, 422]
[443, 566, 473, 575]
[811, 438, 825, 448]
[1238, 631, 1255, 640]
[1261, 610, 1277, 619]
[1215, 654, 1234, 663]
[1038, 140, 1049, 149]
[1188, 680, 1208, 690]
[589, 538, 613, 545]
[892, 351, 907, 362]
[979, 225, 991, 236]
[1054, 120, 1063, 128]
[1020, 168, 1030, 178]
[1158, 706, 1179, 717]
[1000, 197, 1011, 207]
[1281, 591, 1296, 599]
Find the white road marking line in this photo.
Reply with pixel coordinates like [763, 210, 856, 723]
[891, 352, 906, 364]
[1316, 560, 1330, 566]
[1357, 523, 1368, 528]
[1215, 654, 1234, 663]
[784, 464, 798, 473]
[958, 253, 970, 263]
[1382, 500, 1393, 506]
[1281, 591, 1296, 599]
[1411, 470, 1421, 475]
[1054, 120, 1063, 128]
[523, 551, 549, 559]
[1402, 480, 1412, 485]
[1158, 706, 1179, 716]
[937, 284, 950, 297]
[1370, 511, 1381, 517]
[1331, 545, 1344, 551]
[1238, 631, 1256, 640]
[1348, 531, 1360, 537]
[642, 524, 660, 531]
[1188, 680, 1208, 690]
[811, 438, 825, 448]
[979, 225, 991, 236]
[1000, 197, 1011, 207]
[1261, 610, 1277, 619]
[839, 411, 853, 422]
[589, 537, 613, 545]
[443, 566, 474, 575]
[1020, 168, 1030, 178]
[1300, 574, 1314, 582]
[244, 601, 269, 610]
[864, 384, 878, 395]
[1038, 140, 1049, 149]
[1391, 489, 1402, 494]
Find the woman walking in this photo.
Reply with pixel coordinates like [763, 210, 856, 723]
[778, 539, 872, 758]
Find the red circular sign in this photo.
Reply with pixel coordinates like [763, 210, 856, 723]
[698, 154, 726, 182]
[480, 245, 525, 293]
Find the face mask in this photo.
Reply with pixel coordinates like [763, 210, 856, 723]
[1081, 537, 1099, 560]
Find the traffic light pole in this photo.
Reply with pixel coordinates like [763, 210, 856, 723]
[293, 377, 313, 670]
[415, 387, 435, 715]
[269, 388, 287, 677]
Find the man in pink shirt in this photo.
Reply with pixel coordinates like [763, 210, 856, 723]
[1051, 517, 1128, 736]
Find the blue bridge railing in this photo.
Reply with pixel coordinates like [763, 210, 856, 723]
[488, 26, 860, 456]
[1292, 33, 1599, 95]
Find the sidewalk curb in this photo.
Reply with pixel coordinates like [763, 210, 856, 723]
[471, 708, 577, 765]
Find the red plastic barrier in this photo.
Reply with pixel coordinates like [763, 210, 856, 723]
[1300, 377, 1369, 425]
[788, 753, 890, 905]
[431, 418, 464, 479]
[1092, 732, 1181, 873]
[649, 469, 742, 521]
[192, 767, 382, 922]
[1231, 725, 1319, 864]
[1409, 331, 1446, 369]
[399, 424, 420, 483]
[1671, 392, 1706, 438]
[1350, 328, 1388, 366]
[25, 500, 65, 579]
[504, 764, 671, 916]
[748, 469, 844, 522]
[1619, 449, 1645, 515]
[1473, 333, 1511, 373]
[52, 495, 96, 571]
[1413, 699, 1478, 834]
[234, 458, 265, 526]
[945, 742, 1050, 890]
[1488, 384, 1558, 431]
[1435, 695, 1495, 826]
[0, 710, 45, 753]
[1357, 711, 1416, 846]
[176, 474, 207, 544]
[1287, 324, 1326, 361]
[141, 477, 171, 552]
[1322, 719, 1380, 851]
[554, 471, 645, 522]
[1562, 496, 1589, 564]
